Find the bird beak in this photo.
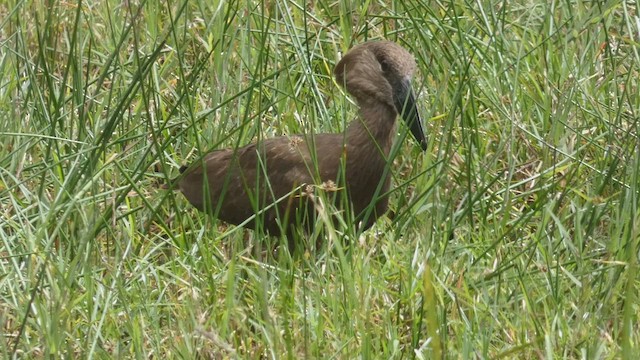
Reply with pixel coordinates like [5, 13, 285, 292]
[394, 79, 427, 151]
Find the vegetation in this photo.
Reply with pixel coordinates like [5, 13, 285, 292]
[1, 0, 638, 358]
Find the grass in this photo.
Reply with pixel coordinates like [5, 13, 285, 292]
[1, 0, 639, 358]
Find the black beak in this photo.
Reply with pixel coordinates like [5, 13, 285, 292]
[394, 79, 427, 151]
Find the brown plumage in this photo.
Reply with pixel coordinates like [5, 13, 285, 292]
[176, 41, 426, 241]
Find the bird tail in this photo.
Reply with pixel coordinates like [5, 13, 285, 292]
[161, 164, 189, 190]
[158, 167, 183, 190]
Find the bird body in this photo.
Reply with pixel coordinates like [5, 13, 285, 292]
[177, 41, 426, 240]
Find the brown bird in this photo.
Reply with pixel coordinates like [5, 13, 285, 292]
[176, 41, 426, 243]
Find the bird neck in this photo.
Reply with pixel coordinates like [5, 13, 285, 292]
[346, 101, 397, 155]
[344, 100, 397, 218]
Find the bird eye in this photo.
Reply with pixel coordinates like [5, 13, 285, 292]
[380, 60, 390, 73]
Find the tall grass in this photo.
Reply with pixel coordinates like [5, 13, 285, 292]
[1, 0, 638, 358]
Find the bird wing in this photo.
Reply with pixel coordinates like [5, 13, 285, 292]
[178, 135, 342, 226]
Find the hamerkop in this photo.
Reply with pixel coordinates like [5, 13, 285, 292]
[176, 41, 426, 242]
